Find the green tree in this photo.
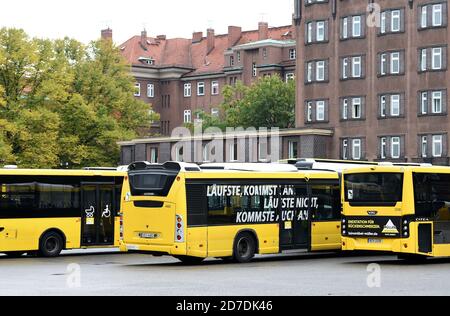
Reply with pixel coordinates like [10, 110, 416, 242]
[201, 75, 296, 131]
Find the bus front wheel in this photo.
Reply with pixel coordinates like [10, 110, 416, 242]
[39, 231, 64, 258]
[233, 232, 256, 263]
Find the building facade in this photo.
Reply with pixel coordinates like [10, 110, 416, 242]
[295, 0, 450, 165]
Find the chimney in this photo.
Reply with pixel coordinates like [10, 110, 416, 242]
[101, 28, 113, 41]
[228, 26, 242, 48]
[141, 29, 148, 49]
[258, 22, 269, 41]
[192, 31, 203, 43]
[207, 28, 215, 54]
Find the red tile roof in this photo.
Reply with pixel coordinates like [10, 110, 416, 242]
[119, 24, 293, 76]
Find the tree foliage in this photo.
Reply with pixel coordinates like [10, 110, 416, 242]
[200, 75, 295, 131]
[0, 27, 157, 168]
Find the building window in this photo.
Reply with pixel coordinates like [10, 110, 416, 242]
[252, 63, 257, 77]
[230, 56, 235, 67]
[391, 10, 401, 32]
[307, 62, 313, 82]
[421, 6, 428, 28]
[149, 147, 158, 163]
[380, 137, 387, 159]
[352, 98, 361, 119]
[134, 83, 141, 97]
[211, 81, 219, 95]
[202, 144, 210, 162]
[380, 53, 387, 75]
[184, 110, 192, 123]
[197, 82, 205, 96]
[316, 60, 325, 81]
[342, 17, 348, 39]
[421, 92, 428, 114]
[390, 94, 400, 116]
[237, 51, 241, 63]
[421, 136, 428, 158]
[433, 135, 444, 157]
[184, 83, 192, 97]
[433, 4, 443, 27]
[342, 99, 348, 120]
[391, 137, 401, 159]
[285, 73, 295, 82]
[432, 91, 443, 114]
[316, 21, 325, 42]
[381, 12, 387, 34]
[229, 142, 238, 162]
[211, 108, 219, 117]
[316, 101, 325, 121]
[420, 49, 427, 72]
[258, 141, 268, 162]
[288, 141, 298, 159]
[306, 102, 313, 122]
[262, 48, 268, 59]
[432, 47, 443, 70]
[147, 83, 154, 98]
[342, 58, 348, 79]
[352, 16, 361, 37]
[352, 56, 362, 78]
[380, 95, 387, 117]
[289, 49, 296, 60]
[342, 139, 348, 160]
[391, 52, 400, 74]
[352, 139, 361, 160]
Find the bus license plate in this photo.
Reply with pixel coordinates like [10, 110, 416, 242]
[368, 238, 382, 244]
[139, 233, 158, 239]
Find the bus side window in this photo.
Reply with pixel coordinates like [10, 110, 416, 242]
[311, 184, 340, 221]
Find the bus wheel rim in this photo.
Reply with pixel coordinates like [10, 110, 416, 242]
[45, 237, 58, 253]
[237, 238, 250, 257]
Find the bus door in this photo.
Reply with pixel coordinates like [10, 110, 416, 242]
[279, 183, 310, 250]
[81, 183, 116, 246]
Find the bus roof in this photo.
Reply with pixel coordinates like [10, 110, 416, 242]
[0, 169, 126, 177]
[343, 164, 450, 175]
[185, 169, 339, 180]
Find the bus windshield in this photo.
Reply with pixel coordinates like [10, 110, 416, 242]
[344, 173, 403, 206]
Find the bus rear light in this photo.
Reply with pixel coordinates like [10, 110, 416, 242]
[175, 215, 184, 243]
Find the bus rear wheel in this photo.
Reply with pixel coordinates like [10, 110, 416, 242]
[233, 232, 256, 263]
[39, 231, 64, 258]
[175, 256, 205, 265]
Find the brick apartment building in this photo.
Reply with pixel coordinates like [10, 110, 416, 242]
[295, 0, 450, 165]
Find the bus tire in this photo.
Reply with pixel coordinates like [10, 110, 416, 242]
[233, 232, 256, 263]
[175, 256, 205, 265]
[4, 252, 26, 258]
[39, 231, 64, 258]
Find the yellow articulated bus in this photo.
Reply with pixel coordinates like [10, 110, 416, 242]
[122, 161, 343, 264]
[0, 168, 125, 257]
[341, 164, 450, 259]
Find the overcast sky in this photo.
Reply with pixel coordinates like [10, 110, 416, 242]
[0, 0, 294, 44]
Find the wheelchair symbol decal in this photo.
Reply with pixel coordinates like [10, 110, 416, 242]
[102, 205, 111, 218]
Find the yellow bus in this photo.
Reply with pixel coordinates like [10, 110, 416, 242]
[122, 162, 342, 264]
[341, 164, 450, 259]
[0, 168, 125, 257]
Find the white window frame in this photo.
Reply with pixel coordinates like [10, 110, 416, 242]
[380, 53, 387, 75]
[307, 62, 313, 82]
[134, 83, 141, 97]
[316, 101, 325, 121]
[421, 136, 428, 158]
[352, 139, 362, 160]
[391, 52, 400, 74]
[288, 141, 298, 159]
[316, 21, 325, 42]
[229, 142, 238, 162]
[289, 49, 296, 60]
[183, 110, 192, 123]
[352, 16, 361, 37]
[432, 47, 443, 70]
[391, 10, 401, 32]
[258, 141, 268, 162]
[380, 137, 387, 159]
[342, 99, 348, 120]
[307, 22, 313, 43]
[391, 137, 401, 159]
[316, 60, 325, 81]
[421, 92, 428, 114]
[433, 4, 443, 27]
[342, 17, 348, 39]
[421, 6, 428, 28]
[197, 82, 205, 96]
[342, 58, 348, 79]
[380, 11, 387, 34]
[342, 139, 348, 160]
[390, 94, 400, 116]
[352, 98, 361, 119]
[307, 101, 313, 122]
[252, 63, 257, 77]
[149, 147, 158, 164]
[432, 91, 443, 114]
[433, 135, 443, 157]
[421, 49, 427, 71]
[211, 81, 219, 95]
[184, 83, 192, 97]
[237, 51, 241, 63]
[352, 56, 362, 78]
[380, 95, 387, 117]
[147, 83, 154, 98]
[285, 73, 295, 82]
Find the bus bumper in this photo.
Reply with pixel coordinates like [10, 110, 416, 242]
[342, 236, 412, 254]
